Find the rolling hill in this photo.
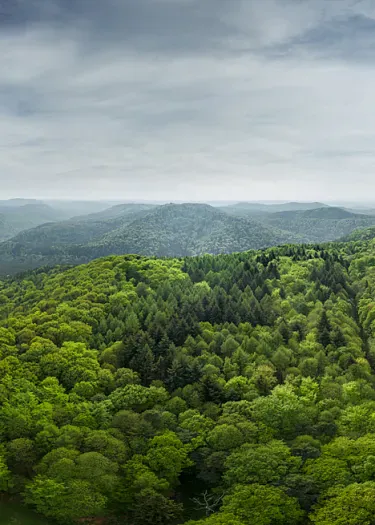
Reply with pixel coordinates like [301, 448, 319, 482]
[0, 203, 299, 275]
[341, 225, 375, 242]
[0, 198, 45, 207]
[2, 201, 375, 276]
[71, 202, 156, 221]
[0, 199, 129, 242]
[0, 202, 73, 241]
[259, 207, 375, 242]
[82, 203, 299, 257]
[220, 201, 330, 217]
[44, 199, 118, 217]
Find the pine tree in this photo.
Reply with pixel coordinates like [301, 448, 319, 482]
[317, 310, 332, 347]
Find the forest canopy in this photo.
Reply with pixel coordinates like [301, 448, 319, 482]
[1, 236, 375, 523]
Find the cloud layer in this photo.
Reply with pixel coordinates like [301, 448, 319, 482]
[2, 0, 375, 201]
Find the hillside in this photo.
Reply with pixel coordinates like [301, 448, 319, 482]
[1, 202, 375, 276]
[259, 207, 375, 242]
[211, 204, 375, 242]
[0, 238, 375, 524]
[0, 203, 299, 275]
[0, 204, 156, 275]
[0, 203, 73, 241]
[0, 198, 46, 207]
[289, 206, 358, 219]
[0, 200, 131, 242]
[341, 225, 375, 242]
[221, 201, 329, 217]
[263, 207, 366, 222]
[71, 202, 156, 221]
[84, 203, 298, 257]
[44, 200, 117, 217]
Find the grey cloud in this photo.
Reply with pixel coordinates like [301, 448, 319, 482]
[4, 0, 374, 57]
[2, 0, 375, 200]
[0, 0, 230, 54]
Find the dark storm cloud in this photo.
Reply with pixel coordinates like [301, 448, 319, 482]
[0, 0, 231, 53]
[2, 0, 375, 200]
[5, 0, 373, 58]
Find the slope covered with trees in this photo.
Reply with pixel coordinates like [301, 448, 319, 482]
[1, 236, 375, 523]
[259, 207, 375, 243]
[220, 201, 330, 216]
[84, 204, 297, 257]
[0, 203, 73, 242]
[221, 204, 375, 242]
[342, 225, 375, 242]
[71, 203, 156, 222]
[0, 204, 298, 275]
[0, 200, 126, 243]
[1, 202, 375, 276]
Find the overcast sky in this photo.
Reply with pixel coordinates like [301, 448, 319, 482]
[2, 0, 375, 202]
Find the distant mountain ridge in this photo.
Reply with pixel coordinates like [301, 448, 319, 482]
[0, 203, 73, 242]
[83, 203, 298, 257]
[71, 203, 156, 222]
[0, 203, 299, 275]
[0, 198, 45, 207]
[3, 203, 155, 250]
[2, 199, 375, 275]
[259, 207, 375, 242]
[221, 201, 330, 216]
[0, 199, 137, 243]
[269, 207, 366, 220]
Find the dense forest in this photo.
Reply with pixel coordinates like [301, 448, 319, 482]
[1, 233, 375, 523]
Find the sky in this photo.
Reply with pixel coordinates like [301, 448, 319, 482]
[2, 0, 375, 202]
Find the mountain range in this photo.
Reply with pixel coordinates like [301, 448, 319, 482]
[0, 199, 117, 242]
[0, 199, 375, 275]
[0, 203, 69, 242]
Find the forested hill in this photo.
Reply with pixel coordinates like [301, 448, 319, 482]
[83, 203, 296, 257]
[259, 207, 375, 242]
[70, 202, 156, 222]
[0, 203, 298, 275]
[221, 201, 330, 216]
[2, 237, 375, 523]
[342, 225, 375, 242]
[0, 203, 71, 242]
[1, 202, 375, 276]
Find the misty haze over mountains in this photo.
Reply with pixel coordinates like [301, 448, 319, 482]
[1, 197, 375, 275]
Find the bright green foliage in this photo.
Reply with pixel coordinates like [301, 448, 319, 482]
[145, 431, 192, 483]
[311, 482, 375, 525]
[0, 454, 11, 491]
[224, 441, 301, 486]
[24, 476, 107, 522]
[0, 241, 374, 524]
[221, 484, 304, 524]
[206, 424, 245, 450]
